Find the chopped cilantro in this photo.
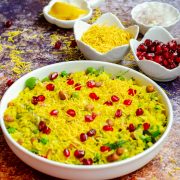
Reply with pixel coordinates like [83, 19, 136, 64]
[40, 138, 49, 145]
[7, 127, 16, 134]
[105, 140, 126, 150]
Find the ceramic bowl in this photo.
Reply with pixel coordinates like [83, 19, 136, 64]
[43, 0, 104, 29]
[131, 1, 180, 35]
[130, 26, 180, 82]
[0, 61, 173, 180]
[74, 13, 139, 63]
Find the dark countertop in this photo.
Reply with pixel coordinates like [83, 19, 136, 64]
[0, 0, 179, 179]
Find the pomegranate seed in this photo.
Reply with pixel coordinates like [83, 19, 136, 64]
[136, 51, 142, 57]
[74, 150, 85, 158]
[67, 109, 76, 117]
[38, 121, 46, 131]
[128, 88, 136, 96]
[137, 44, 147, 52]
[162, 45, 168, 52]
[155, 45, 162, 54]
[82, 158, 93, 165]
[67, 79, 74, 85]
[92, 112, 97, 119]
[103, 125, 113, 131]
[123, 99, 132, 106]
[50, 109, 59, 116]
[89, 93, 99, 100]
[87, 129, 96, 137]
[75, 83, 81, 90]
[80, 133, 88, 142]
[163, 51, 170, 59]
[175, 57, 180, 63]
[145, 53, 154, 60]
[154, 55, 162, 63]
[54, 41, 61, 49]
[43, 126, 51, 134]
[144, 39, 152, 46]
[6, 79, 14, 87]
[168, 40, 177, 51]
[49, 72, 58, 80]
[104, 101, 113, 106]
[85, 115, 93, 122]
[46, 84, 55, 91]
[128, 123, 135, 132]
[167, 58, 173, 64]
[115, 109, 122, 118]
[87, 80, 96, 88]
[136, 108, 144, 116]
[143, 123, 150, 131]
[5, 20, 12, 28]
[38, 95, 45, 102]
[111, 95, 119, 102]
[100, 146, 111, 152]
[31, 96, 38, 105]
[163, 60, 169, 66]
[150, 46, 155, 52]
[63, 148, 70, 157]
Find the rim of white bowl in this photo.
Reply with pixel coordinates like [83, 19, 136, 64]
[43, 0, 92, 23]
[131, 1, 180, 28]
[0, 61, 173, 170]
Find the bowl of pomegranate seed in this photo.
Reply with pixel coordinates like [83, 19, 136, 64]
[130, 26, 180, 82]
[131, 1, 180, 34]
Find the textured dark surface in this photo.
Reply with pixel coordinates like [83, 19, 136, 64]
[0, 0, 180, 179]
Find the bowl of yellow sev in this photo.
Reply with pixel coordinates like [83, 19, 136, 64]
[43, 0, 104, 28]
[74, 13, 139, 62]
[0, 61, 173, 179]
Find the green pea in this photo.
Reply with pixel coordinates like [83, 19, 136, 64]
[7, 127, 16, 134]
[41, 77, 50, 82]
[61, 70, 68, 77]
[86, 67, 96, 74]
[40, 138, 49, 145]
[71, 92, 79, 98]
[33, 129, 39, 134]
[25, 77, 38, 90]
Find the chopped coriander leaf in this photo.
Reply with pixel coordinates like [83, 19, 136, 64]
[7, 127, 16, 134]
[25, 77, 38, 90]
[31, 149, 39, 154]
[105, 140, 126, 150]
[61, 71, 68, 77]
[40, 138, 49, 145]
[42, 77, 50, 82]
[33, 129, 39, 134]
[86, 67, 96, 74]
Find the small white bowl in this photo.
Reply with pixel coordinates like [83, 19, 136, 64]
[0, 61, 173, 180]
[130, 26, 180, 82]
[131, 1, 180, 35]
[74, 13, 139, 63]
[43, 0, 104, 29]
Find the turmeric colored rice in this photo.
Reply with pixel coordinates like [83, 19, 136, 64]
[4, 67, 167, 165]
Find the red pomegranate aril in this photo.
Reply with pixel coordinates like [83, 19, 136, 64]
[145, 53, 154, 60]
[75, 83, 81, 90]
[123, 99, 132, 106]
[82, 158, 93, 165]
[154, 55, 162, 63]
[49, 72, 58, 80]
[5, 20, 12, 28]
[50, 109, 59, 116]
[175, 57, 180, 63]
[89, 93, 99, 100]
[138, 55, 144, 60]
[163, 60, 168, 66]
[74, 150, 85, 158]
[167, 58, 173, 64]
[115, 109, 122, 118]
[6, 79, 14, 87]
[67, 79, 74, 85]
[38, 121, 46, 131]
[150, 46, 155, 53]
[87, 80, 96, 88]
[103, 125, 113, 131]
[31, 96, 38, 105]
[144, 39, 152, 47]
[168, 40, 177, 51]
[63, 148, 70, 157]
[92, 112, 97, 119]
[100, 146, 111, 152]
[54, 41, 61, 49]
[87, 129, 96, 137]
[162, 45, 168, 52]
[80, 133, 88, 142]
[136, 108, 144, 116]
[85, 115, 93, 122]
[136, 51, 142, 57]
[128, 123, 135, 132]
[128, 88, 136, 96]
[155, 45, 162, 54]
[43, 126, 51, 134]
[143, 123, 150, 131]
[137, 44, 147, 52]
[38, 95, 45, 102]
[163, 51, 170, 59]
[46, 84, 55, 91]
[67, 109, 76, 117]
[104, 101, 113, 106]
[111, 95, 119, 102]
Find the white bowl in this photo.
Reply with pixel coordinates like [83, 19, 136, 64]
[130, 26, 180, 82]
[43, 0, 104, 29]
[0, 61, 173, 180]
[74, 13, 139, 63]
[131, 1, 180, 35]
